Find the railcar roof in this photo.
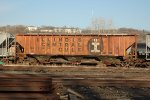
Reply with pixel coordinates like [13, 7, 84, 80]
[16, 33, 137, 36]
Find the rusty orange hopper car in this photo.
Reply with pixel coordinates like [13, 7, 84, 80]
[15, 34, 137, 65]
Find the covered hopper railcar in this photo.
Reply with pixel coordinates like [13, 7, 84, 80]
[15, 34, 137, 65]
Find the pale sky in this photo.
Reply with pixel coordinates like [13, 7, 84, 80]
[0, 0, 150, 30]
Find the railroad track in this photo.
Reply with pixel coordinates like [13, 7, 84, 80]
[0, 74, 56, 100]
[0, 67, 149, 88]
[0, 72, 149, 100]
[0, 65, 150, 100]
[52, 76, 150, 88]
[52, 75, 150, 100]
[1, 65, 150, 73]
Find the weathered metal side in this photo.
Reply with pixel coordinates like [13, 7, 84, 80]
[16, 34, 137, 58]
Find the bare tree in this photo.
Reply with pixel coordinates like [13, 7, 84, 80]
[90, 17, 116, 34]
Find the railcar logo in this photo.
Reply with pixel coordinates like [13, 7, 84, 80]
[88, 38, 103, 55]
[91, 39, 100, 52]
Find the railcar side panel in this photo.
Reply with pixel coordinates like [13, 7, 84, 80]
[16, 34, 137, 57]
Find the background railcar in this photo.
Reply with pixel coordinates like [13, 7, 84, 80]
[0, 32, 15, 57]
[146, 34, 150, 60]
